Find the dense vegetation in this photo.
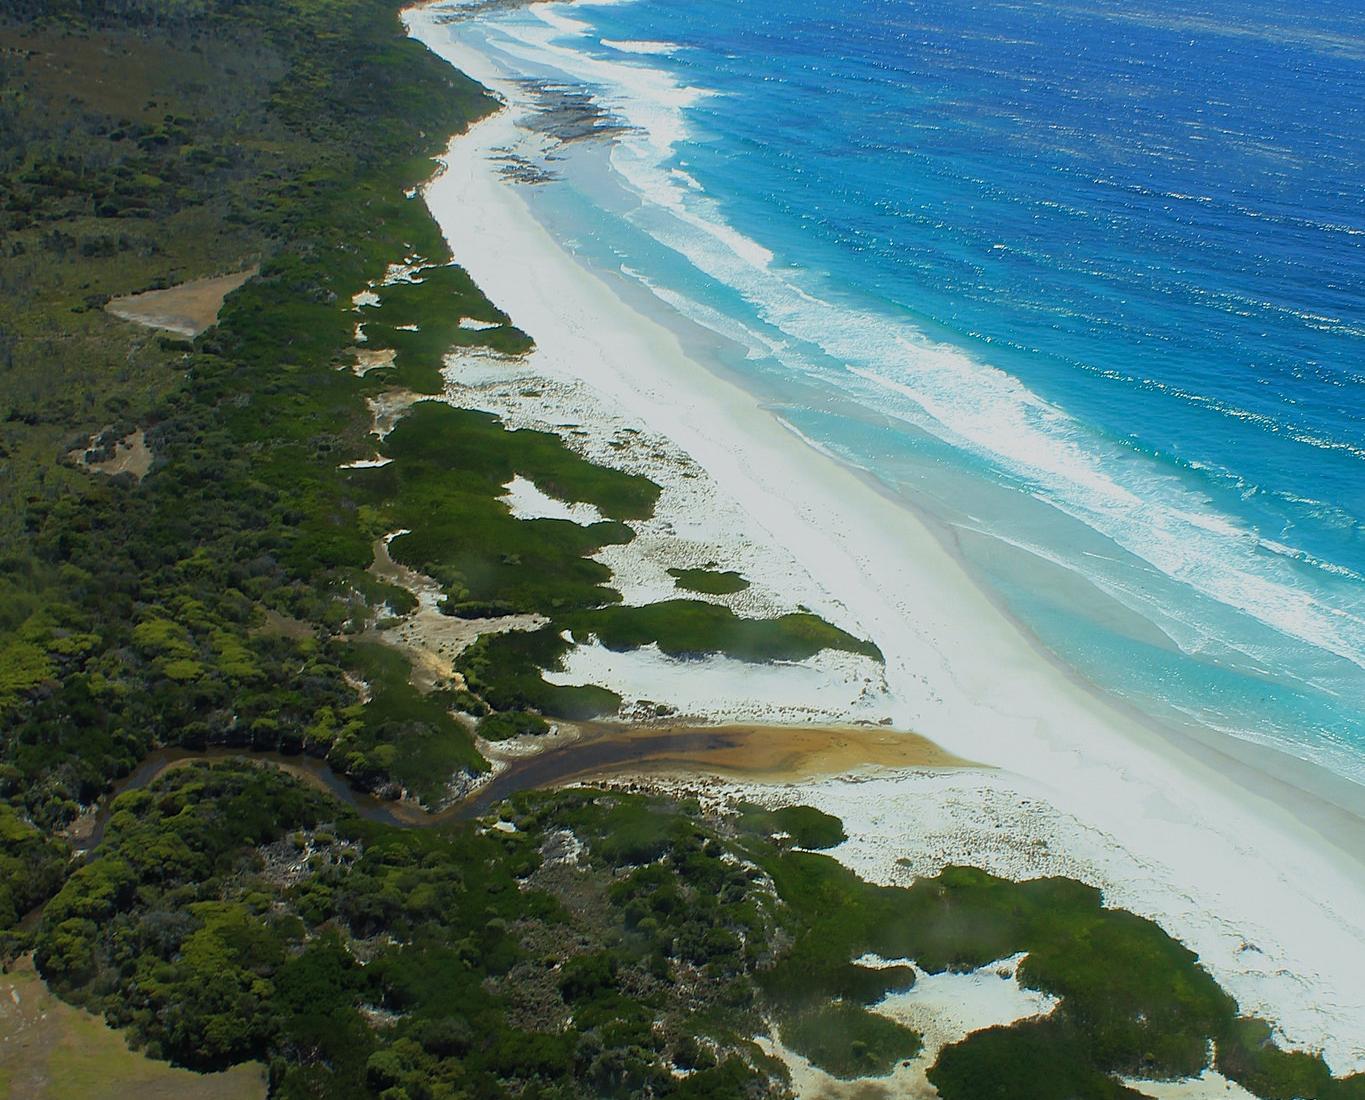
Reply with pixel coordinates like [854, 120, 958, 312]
[34, 762, 1365, 1099]
[3, 2, 1363, 1099]
[0, 0, 505, 835]
[0, 0, 872, 838]
[37, 763, 788, 1098]
[0, 802, 68, 946]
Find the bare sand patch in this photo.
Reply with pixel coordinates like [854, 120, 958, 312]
[68, 427, 152, 480]
[371, 608, 545, 694]
[252, 608, 315, 642]
[105, 266, 257, 338]
[367, 389, 425, 439]
[854, 952, 1057, 1097]
[349, 347, 396, 376]
[1124, 1070, 1259, 1099]
[368, 532, 547, 693]
[754, 1031, 929, 1100]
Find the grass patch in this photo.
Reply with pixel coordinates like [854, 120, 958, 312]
[0, 958, 266, 1100]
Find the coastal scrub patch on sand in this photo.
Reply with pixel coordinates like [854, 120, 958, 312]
[458, 627, 623, 719]
[354, 401, 650, 616]
[455, 604, 883, 723]
[353, 262, 531, 391]
[668, 566, 751, 596]
[570, 600, 882, 663]
[476, 709, 550, 741]
[781, 1000, 922, 1078]
[350, 398, 880, 726]
[735, 802, 847, 849]
[1215, 1017, 1365, 1100]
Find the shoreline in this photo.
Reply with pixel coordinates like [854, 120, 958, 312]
[406, 4, 1365, 1073]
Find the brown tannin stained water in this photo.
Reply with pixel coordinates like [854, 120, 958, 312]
[75, 722, 969, 851]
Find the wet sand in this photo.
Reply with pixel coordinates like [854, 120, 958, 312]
[462, 721, 971, 816]
[571, 721, 970, 781]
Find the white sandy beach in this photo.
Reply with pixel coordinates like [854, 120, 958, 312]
[405, 4, 1365, 1078]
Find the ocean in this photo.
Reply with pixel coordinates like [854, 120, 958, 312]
[432, 0, 1365, 783]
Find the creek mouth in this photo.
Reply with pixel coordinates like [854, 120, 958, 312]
[72, 721, 968, 852]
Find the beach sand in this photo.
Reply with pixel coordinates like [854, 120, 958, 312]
[406, 6, 1365, 1073]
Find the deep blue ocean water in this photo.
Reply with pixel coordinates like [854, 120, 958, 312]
[445, 0, 1365, 781]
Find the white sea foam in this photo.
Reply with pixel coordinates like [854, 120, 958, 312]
[486, 10, 708, 155]
[600, 38, 682, 55]
[484, 13, 775, 270]
[480, 1, 1365, 687]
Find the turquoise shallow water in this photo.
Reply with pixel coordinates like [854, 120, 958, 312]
[434, 0, 1365, 782]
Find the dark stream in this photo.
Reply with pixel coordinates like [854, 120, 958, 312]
[459, 728, 743, 817]
[74, 726, 750, 853]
